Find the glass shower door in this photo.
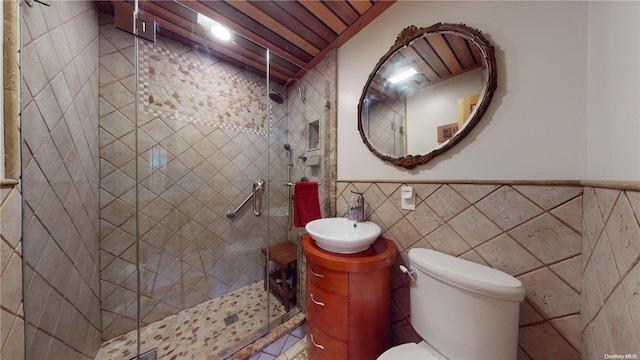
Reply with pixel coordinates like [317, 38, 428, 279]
[133, 19, 272, 359]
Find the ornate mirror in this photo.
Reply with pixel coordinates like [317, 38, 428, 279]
[358, 23, 497, 169]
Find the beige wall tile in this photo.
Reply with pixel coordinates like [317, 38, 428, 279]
[518, 323, 579, 359]
[519, 268, 580, 318]
[448, 206, 502, 247]
[476, 186, 543, 230]
[509, 213, 581, 264]
[514, 186, 582, 211]
[21, 2, 102, 357]
[424, 185, 470, 221]
[339, 182, 603, 359]
[581, 188, 640, 359]
[605, 194, 640, 276]
[475, 234, 542, 276]
[549, 256, 581, 292]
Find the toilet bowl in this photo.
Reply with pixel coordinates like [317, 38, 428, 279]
[378, 249, 526, 360]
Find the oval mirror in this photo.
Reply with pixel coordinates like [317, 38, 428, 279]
[358, 23, 497, 169]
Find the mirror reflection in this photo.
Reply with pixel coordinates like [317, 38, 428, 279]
[358, 23, 497, 169]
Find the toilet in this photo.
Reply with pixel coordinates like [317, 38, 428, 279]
[379, 248, 526, 360]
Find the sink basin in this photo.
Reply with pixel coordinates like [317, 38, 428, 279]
[305, 218, 381, 254]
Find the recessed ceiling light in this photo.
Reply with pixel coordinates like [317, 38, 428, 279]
[196, 13, 232, 41]
[210, 24, 231, 41]
[388, 68, 418, 84]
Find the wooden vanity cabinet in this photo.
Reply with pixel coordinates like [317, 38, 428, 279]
[302, 235, 396, 360]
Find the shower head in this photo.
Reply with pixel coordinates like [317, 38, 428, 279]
[269, 91, 284, 104]
[269, 78, 307, 104]
[284, 143, 292, 164]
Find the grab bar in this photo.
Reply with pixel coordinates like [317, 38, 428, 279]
[226, 179, 265, 218]
[253, 179, 263, 216]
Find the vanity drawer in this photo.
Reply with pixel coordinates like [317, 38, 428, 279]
[307, 262, 348, 296]
[306, 281, 348, 341]
[307, 320, 348, 360]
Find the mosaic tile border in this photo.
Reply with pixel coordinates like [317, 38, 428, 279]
[138, 41, 267, 137]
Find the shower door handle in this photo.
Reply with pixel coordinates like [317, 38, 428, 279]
[253, 179, 264, 216]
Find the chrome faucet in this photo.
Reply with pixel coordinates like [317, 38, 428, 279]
[350, 191, 365, 222]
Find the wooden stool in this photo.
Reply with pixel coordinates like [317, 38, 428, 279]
[261, 241, 297, 311]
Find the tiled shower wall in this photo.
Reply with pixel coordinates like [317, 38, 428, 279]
[99, 15, 282, 340]
[285, 50, 337, 312]
[97, 14, 137, 340]
[285, 55, 335, 221]
[20, 1, 102, 359]
[363, 96, 406, 158]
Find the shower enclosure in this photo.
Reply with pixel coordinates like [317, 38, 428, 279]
[20, 1, 330, 359]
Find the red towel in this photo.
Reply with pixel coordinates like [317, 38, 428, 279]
[293, 182, 321, 227]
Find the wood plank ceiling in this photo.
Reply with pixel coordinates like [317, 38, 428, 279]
[95, 0, 396, 84]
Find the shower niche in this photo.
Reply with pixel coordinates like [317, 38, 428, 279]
[309, 119, 320, 150]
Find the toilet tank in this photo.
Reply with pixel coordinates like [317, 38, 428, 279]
[408, 249, 526, 360]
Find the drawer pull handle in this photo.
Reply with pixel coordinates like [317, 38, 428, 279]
[310, 293, 325, 307]
[310, 334, 325, 350]
[310, 268, 324, 278]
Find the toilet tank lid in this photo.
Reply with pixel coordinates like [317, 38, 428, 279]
[409, 249, 526, 302]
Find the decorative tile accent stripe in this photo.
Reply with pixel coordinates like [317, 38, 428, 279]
[138, 41, 267, 136]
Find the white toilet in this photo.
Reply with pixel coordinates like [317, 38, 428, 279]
[379, 248, 526, 360]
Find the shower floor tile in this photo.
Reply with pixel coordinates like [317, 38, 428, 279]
[95, 281, 287, 360]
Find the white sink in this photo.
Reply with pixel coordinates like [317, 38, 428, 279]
[305, 218, 381, 254]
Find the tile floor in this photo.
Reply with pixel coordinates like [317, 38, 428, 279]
[250, 328, 307, 360]
[94, 281, 291, 360]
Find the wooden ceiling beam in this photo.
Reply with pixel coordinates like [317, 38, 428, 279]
[224, 0, 321, 56]
[348, 0, 374, 16]
[299, 0, 348, 34]
[323, 1, 360, 25]
[96, 0, 396, 85]
[294, 0, 396, 79]
[134, 3, 291, 82]
[275, 1, 336, 43]
[251, 1, 330, 49]
[176, 0, 309, 69]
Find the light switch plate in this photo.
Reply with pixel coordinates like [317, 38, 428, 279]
[401, 186, 415, 210]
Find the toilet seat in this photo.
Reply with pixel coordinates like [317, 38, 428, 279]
[378, 341, 447, 360]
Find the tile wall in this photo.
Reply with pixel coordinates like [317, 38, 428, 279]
[335, 181, 640, 359]
[336, 182, 584, 358]
[363, 96, 406, 158]
[287, 50, 337, 312]
[285, 59, 334, 220]
[1, 183, 24, 360]
[97, 13, 137, 340]
[20, 1, 103, 359]
[581, 188, 640, 358]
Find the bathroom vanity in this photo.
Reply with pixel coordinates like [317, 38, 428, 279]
[302, 235, 396, 360]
